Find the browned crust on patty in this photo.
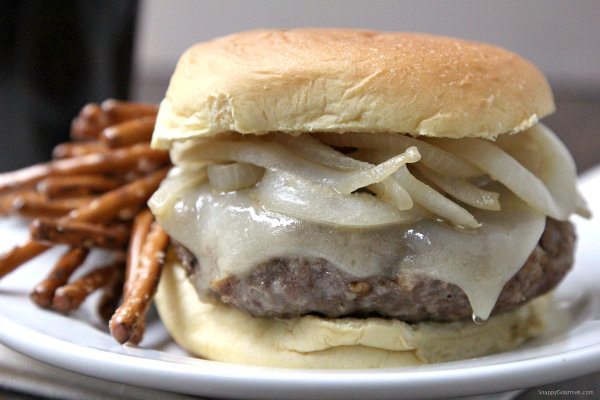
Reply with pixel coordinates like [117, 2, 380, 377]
[177, 218, 574, 322]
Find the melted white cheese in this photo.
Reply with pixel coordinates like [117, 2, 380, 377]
[151, 184, 545, 320]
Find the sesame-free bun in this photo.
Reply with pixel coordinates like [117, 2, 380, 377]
[152, 29, 555, 148]
[155, 258, 549, 369]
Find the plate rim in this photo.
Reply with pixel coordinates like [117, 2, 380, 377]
[1, 298, 600, 399]
[0, 166, 599, 399]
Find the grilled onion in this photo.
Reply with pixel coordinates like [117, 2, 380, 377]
[208, 162, 264, 192]
[315, 132, 481, 178]
[271, 133, 413, 209]
[257, 171, 423, 227]
[416, 164, 501, 211]
[430, 124, 579, 220]
[353, 149, 480, 228]
[270, 133, 365, 171]
[182, 140, 420, 194]
[149, 167, 207, 216]
[393, 167, 480, 229]
[496, 124, 590, 218]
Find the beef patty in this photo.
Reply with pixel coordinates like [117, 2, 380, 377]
[175, 218, 575, 322]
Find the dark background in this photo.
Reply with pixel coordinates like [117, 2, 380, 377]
[0, 0, 137, 171]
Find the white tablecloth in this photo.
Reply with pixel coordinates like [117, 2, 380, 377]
[0, 343, 197, 400]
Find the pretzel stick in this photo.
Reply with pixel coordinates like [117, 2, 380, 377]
[101, 99, 158, 123]
[30, 247, 89, 308]
[0, 168, 168, 279]
[52, 263, 122, 313]
[0, 190, 41, 215]
[70, 103, 112, 141]
[125, 209, 154, 294]
[0, 144, 168, 194]
[121, 208, 154, 343]
[110, 223, 169, 344]
[10, 195, 94, 218]
[52, 142, 110, 159]
[70, 101, 158, 141]
[0, 164, 49, 195]
[127, 308, 147, 345]
[67, 167, 169, 223]
[37, 175, 122, 198]
[123, 210, 151, 341]
[116, 205, 143, 222]
[98, 267, 125, 321]
[100, 115, 156, 148]
[0, 240, 49, 279]
[30, 218, 130, 249]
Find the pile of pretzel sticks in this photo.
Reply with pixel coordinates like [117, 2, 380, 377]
[0, 100, 171, 344]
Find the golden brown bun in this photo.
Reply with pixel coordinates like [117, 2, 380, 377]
[152, 29, 554, 148]
[155, 257, 549, 369]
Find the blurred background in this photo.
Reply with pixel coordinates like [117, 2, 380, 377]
[1, 0, 599, 172]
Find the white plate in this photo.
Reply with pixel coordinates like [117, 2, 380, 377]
[0, 168, 599, 400]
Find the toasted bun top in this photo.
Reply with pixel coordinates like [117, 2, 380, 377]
[152, 29, 555, 148]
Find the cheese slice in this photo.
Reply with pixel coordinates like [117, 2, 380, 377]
[151, 182, 544, 321]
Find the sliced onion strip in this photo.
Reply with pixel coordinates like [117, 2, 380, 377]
[496, 124, 589, 219]
[184, 140, 420, 194]
[315, 132, 481, 178]
[271, 133, 413, 209]
[170, 134, 242, 167]
[353, 148, 479, 228]
[416, 164, 501, 211]
[270, 134, 365, 171]
[575, 191, 592, 218]
[430, 135, 570, 220]
[208, 162, 264, 192]
[369, 179, 413, 211]
[393, 167, 481, 229]
[257, 171, 423, 227]
[148, 167, 207, 216]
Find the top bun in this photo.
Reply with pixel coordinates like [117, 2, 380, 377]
[152, 29, 555, 148]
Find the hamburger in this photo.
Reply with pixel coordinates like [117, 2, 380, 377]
[147, 29, 589, 368]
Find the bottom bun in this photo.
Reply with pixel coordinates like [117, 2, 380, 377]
[155, 255, 549, 369]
